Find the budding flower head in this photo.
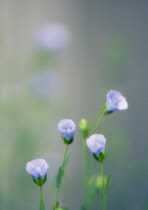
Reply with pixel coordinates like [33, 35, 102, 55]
[57, 119, 76, 144]
[86, 134, 106, 162]
[104, 90, 128, 114]
[78, 118, 90, 138]
[89, 175, 108, 191]
[96, 175, 108, 190]
[26, 158, 49, 186]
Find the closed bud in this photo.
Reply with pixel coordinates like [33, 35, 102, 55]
[78, 118, 90, 138]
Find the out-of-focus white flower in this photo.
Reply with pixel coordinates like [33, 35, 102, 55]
[33, 22, 71, 52]
[29, 70, 61, 99]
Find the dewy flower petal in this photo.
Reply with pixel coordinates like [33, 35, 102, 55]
[57, 119, 76, 140]
[86, 134, 106, 156]
[26, 158, 49, 179]
[106, 90, 128, 111]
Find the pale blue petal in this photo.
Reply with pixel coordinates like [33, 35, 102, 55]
[86, 134, 106, 156]
[57, 119, 76, 140]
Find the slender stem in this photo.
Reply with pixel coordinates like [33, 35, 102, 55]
[94, 112, 104, 131]
[100, 163, 106, 210]
[82, 137, 88, 184]
[82, 136, 89, 205]
[54, 188, 58, 208]
[61, 144, 68, 167]
[40, 186, 45, 210]
[54, 144, 69, 206]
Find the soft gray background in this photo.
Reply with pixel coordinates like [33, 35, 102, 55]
[0, 1, 148, 209]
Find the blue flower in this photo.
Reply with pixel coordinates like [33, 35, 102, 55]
[33, 22, 71, 52]
[106, 90, 128, 112]
[30, 70, 62, 100]
[26, 158, 49, 179]
[57, 119, 76, 142]
[86, 134, 106, 156]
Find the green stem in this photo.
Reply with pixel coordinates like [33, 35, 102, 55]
[94, 112, 104, 131]
[82, 137, 89, 204]
[40, 186, 45, 210]
[61, 144, 68, 167]
[54, 144, 69, 207]
[82, 137, 88, 184]
[100, 163, 106, 210]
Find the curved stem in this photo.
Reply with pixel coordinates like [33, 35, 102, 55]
[40, 186, 45, 210]
[94, 112, 104, 132]
[100, 163, 106, 210]
[54, 144, 69, 207]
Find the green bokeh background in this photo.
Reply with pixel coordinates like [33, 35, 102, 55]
[0, 1, 148, 209]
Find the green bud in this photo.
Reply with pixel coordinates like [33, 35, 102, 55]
[78, 118, 90, 138]
[96, 175, 107, 190]
[93, 152, 106, 163]
[32, 175, 47, 186]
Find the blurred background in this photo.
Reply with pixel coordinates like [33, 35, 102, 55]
[0, 0, 148, 209]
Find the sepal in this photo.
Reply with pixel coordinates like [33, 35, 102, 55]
[102, 103, 114, 115]
[93, 152, 106, 162]
[32, 174, 47, 186]
[62, 136, 73, 145]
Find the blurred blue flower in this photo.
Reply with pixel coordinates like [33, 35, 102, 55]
[33, 22, 71, 52]
[86, 134, 106, 156]
[29, 70, 61, 99]
[106, 90, 128, 111]
[57, 119, 76, 141]
[26, 158, 49, 179]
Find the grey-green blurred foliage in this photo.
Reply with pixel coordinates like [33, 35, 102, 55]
[0, 1, 148, 210]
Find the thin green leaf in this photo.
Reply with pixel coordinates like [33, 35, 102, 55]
[56, 166, 63, 189]
[56, 153, 70, 189]
[63, 152, 70, 171]
[104, 175, 111, 193]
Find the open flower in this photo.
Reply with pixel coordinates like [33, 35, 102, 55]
[26, 159, 49, 186]
[86, 134, 106, 156]
[57, 119, 76, 144]
[106, 90, 128, 112]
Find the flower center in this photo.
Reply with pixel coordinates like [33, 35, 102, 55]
[36, 167, 41, 172]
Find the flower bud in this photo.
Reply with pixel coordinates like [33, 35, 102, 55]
[86, 134, 106, 162]
[57, 119, 76, 144]
[96, 175, 107, 190]
[78, 118, 90, 138]
[26, 158, 49, 186]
